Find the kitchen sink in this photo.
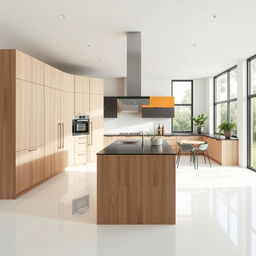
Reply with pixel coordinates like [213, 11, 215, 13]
[119, 140, 139, 145]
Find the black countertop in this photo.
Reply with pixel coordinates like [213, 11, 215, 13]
[104, 133, 238, 141]
[97, 139, 176, 155]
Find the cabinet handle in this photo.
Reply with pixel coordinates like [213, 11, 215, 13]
[77, 153, 86, 156]
[58, 123, 61, 149]
[90, 121, 93, 146]
[62, 123, 65, 148]
[28, 147, 38, 152]
[78, 142, 86, 145]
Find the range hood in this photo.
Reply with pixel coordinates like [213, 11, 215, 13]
[117, 32, 150, 106]
[104, 32, 175, 118]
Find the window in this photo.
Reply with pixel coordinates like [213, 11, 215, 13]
[248, 55, 256, 170]
[214, 67, 238, 136]
[171, 80, 193, 132]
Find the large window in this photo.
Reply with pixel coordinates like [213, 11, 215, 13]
[248, 55, 256, 170]
[171, 80, 193, 133]
[214, 67, 238, 136]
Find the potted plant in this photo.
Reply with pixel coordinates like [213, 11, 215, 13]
[191, 113, 208, 134]
[217, 121, 236, 139]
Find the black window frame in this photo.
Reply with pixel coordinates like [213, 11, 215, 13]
[247, 54, 256, 171]
[171, 80, 193, 133]
[213, 66, 238, 137]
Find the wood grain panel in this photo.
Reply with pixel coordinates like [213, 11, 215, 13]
[44, 87, 61, 176]
[75, 75, 90, 93]
[221, 140, 238, 166]
[97, 154, 176, 224]
[75, 92, 90, 115]
[61, 91, 75, 167]
[16, 146, 45, 194]
[45, 64, 61, 89]
[16, 80, 44, 151]
[30, 56, 44, 85]
[16, 50, 31, 82]
[61, 72, 74, 92]
[16, 51, 44, 85]
[89, 93, 104, 162]
[89, 77, 104, 95]
[0, 49, 16, 199]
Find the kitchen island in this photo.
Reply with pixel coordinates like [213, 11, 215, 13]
[97, 139, 176, 225]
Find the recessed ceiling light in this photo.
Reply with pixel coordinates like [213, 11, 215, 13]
[210, 13, 219, 19]
[59, 14, 67, 19]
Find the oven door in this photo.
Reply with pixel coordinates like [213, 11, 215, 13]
[73, 119, 89, 135]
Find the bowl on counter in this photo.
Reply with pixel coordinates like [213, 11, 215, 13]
[150, 137, 163, 146]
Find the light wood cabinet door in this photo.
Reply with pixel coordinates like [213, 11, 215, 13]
[30, 56, 44, 85]
[75, 75, 90, 93]
[89, 77, 104, 95]
[45, 87, 62, 177]
[16, 51, 44, 85]
[16, 146, 45, 194]
[16, 50, 31, 82]
[61, 91, 75, 168]
[61, 72, 74, 92]
[45, 64, 61, 89]
[16, 80, 44, 151]
[75, 92, 90, 115]
[89, 94, 104, 162]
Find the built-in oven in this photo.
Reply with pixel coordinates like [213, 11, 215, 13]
[72, 115, 90, 136]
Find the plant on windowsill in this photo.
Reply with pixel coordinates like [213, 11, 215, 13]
[191, 113, 208, 134]
[217, 121, 236, 139]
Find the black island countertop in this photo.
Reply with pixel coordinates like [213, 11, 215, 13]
[97, 139, 176, 155]
[104, 133, 238, 141]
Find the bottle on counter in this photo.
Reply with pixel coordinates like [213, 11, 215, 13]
[158, 124, 161, 135]
[162, 124, 165, 135]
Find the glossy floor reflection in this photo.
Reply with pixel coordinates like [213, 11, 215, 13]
[1, 158, 256, 256]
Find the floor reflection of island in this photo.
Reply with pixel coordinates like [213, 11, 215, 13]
[96, 139, 176, 225]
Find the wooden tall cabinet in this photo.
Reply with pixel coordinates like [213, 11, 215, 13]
[75, 75, 90, 115]
[61, 72, 75, 167]
[0, 49, 104, 199]
[89, 78, 104, 162]
[44, 86, 62, 177]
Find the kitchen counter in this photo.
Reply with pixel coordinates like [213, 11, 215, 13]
[97, 139, 176, 225]
[104, 133, 238, 140]
[97, 139, 176, 155]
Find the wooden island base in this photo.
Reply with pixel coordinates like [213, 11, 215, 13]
[97, 154, 176, 225]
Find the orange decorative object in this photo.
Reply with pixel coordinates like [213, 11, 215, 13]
[142, 96, 175, 108]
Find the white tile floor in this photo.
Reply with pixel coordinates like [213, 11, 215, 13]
[1, 157, 256, 256]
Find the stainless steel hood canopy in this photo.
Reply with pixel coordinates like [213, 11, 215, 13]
[118, 32, 150, 106]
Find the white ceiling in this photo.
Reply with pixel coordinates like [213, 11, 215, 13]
[1, 0, 256, 79]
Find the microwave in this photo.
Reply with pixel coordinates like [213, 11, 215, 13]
[72, 115, 90, 136]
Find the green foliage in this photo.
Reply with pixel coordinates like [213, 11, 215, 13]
[191, 113, 208, 128]
[217, 121, 236, 132]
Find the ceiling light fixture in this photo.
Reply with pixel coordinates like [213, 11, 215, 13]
[59, 14, 67, 19]
[210, 13, 219, 19]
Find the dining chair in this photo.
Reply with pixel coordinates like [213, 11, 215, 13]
[195, 142, 212, 169]
[176, 141, 196, 170]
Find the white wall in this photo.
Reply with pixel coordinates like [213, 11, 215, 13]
[193, 79, 209, 133]
[104, 77, 208, 134]
[104, 78, 124, 96]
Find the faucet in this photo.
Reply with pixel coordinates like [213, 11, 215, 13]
[139, 131, 144, 147]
